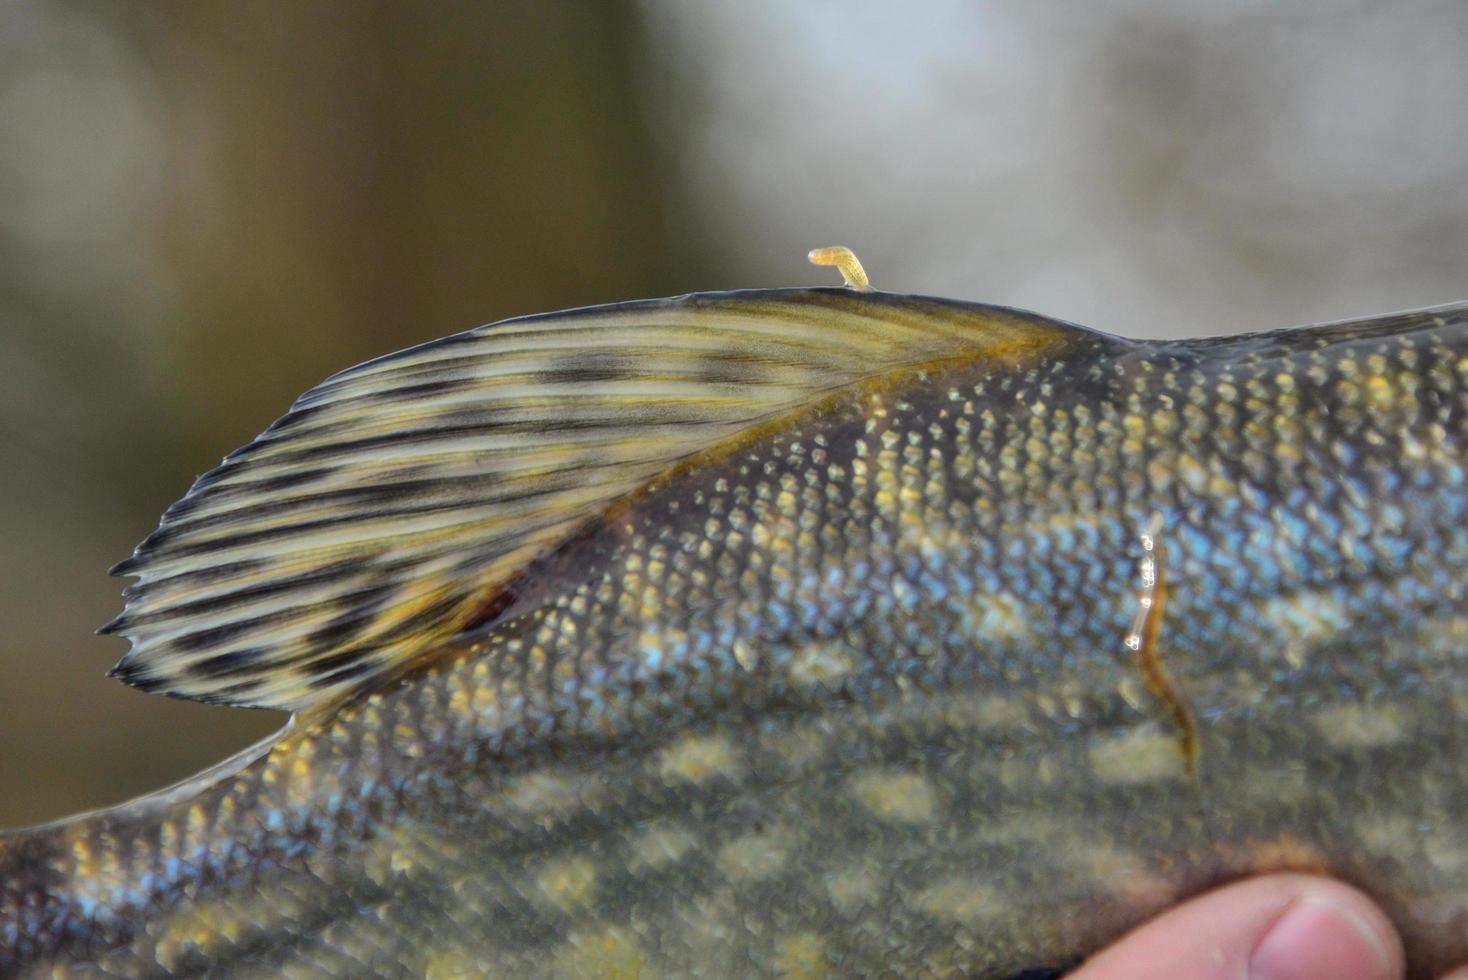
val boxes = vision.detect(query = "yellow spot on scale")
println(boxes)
[185,803,208,851]
[364,832,449,884]
[504,768,598,820]
[971,592,1031,642]
[733,638,758,672]
[944,692,1032,732]
[788,641,855,689]
[1311,702,1409,750]
[1087,726,1187,785]
[447,683,471,718]
[69,834,126,912]
[1150,407,1179,436]
[471,679,497,717]
[914,878,1001,925]
[824,862,880,915]
[65,825,99,881]
[1174,452,1209,495]
[152,907,222,973]
[775,932,833,979]
[287,754,317,807]
[658,732,742,786]
[1365,374,1396,411]
[552,927,649,980]
[628,820,698,870]
[849,770,937,824]
[425,947,488,980]
[718,829,791,883]
[534,855,599,910]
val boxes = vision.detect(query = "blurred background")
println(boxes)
[2,0,1466,827]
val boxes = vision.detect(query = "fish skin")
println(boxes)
[5,292,1468,977]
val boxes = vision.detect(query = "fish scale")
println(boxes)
[5,280,1468,977]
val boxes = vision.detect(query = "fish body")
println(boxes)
[4,285,1468,977]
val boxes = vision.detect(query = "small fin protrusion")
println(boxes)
[808,246,872,291]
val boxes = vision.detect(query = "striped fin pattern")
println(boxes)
[103,288,1088,711]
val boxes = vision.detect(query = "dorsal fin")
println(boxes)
[102,287,1095,711]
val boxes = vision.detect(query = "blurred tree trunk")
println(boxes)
[157,0,680,455]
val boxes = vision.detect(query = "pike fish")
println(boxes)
[5,248,1468,978]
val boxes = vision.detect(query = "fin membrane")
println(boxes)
[104,288,1090,710]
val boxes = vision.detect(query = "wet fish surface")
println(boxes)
[4,268,1468,977]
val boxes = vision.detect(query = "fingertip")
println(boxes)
[1249,882,1401,980]
[1071,874,1404,980]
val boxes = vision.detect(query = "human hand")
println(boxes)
[1071,874,1468,980]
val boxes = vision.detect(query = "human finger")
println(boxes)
[1069,873,1403,980]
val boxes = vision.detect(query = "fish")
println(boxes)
[4,246,1468,978]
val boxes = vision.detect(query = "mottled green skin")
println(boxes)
[6,298,1468,977]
